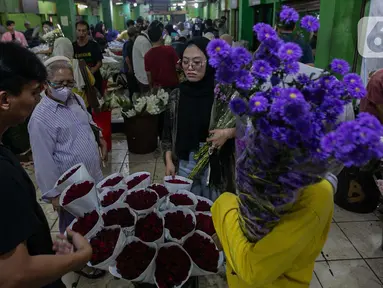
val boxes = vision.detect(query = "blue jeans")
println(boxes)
[178,147,218,201]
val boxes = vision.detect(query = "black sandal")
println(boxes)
[75,268,106,279]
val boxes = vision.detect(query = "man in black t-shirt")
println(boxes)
[0,42,92,288]
[73,20,104,95]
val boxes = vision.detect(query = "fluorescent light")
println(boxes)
[194,3,198,8]
[172,3,177,6]
[180,5,184,8]
[77,4,88,9]
[133,3,137,6]
[182,1,186,5]
[116,2,123,5]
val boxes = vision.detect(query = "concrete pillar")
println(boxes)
[55,0,76,41]
[101,0,113,31]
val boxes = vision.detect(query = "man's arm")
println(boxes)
[125,56,133,73]
[90,61,102,74]
[0,237,91,288]
[19,32,28,48]
[146,72,152,88]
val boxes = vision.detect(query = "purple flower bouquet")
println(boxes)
[207,5,383,243]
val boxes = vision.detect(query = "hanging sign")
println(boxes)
[230,0,238,9]
[249,0,261,6]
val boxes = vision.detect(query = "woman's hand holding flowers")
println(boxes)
[207,128,235,149]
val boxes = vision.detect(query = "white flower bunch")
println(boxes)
[157,89,169,106]
[134,97,147,113]
[146,95,161,115]
[124,109,137,118]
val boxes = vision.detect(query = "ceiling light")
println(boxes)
[116,2,123,5]
[133,3,137,6]
[182,1,186,5]
[194,3,198,8]
[77,4,88,9]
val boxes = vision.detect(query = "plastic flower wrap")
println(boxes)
[41,26,64,47]
[207,5,383,243]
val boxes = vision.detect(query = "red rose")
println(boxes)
[124,189,157,210]
[196,199,212,212]
[102,207,135,228]
[155,245,191,288]
[90,228,120,265]
[116,241,156,280]
[57,166,80,185]
[147,184,169,199]
[164,211,194,240]
[169,194,193,206]
[72,210,99,236]
[62,181,94,205]
[101,175,123,188]
[183,233,219,273]
[166,179,189,184]
[101,189,125,207]
[196,213,215,236]
[135,212,163,242]
[126,174,149,190]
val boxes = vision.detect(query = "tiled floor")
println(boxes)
[22,133,383,288]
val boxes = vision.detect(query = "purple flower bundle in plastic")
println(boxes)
[207,6,383,243]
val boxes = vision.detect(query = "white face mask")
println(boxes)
[50,86,73,102]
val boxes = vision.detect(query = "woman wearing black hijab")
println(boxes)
[162,37,236,200]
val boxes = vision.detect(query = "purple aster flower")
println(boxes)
[320,97,345,123]
[320,75,338,90]
[347,82,367,99]
[296,74,311,85]
[270,87,282,98]
[278,42,302,62]
[215,66,236,84]
[236,70,255,90]
[284,61,300,74]
[253,23,278,42]
[300,15,320,32]
[343,73,363,86]
[230,97,248,115]
[207,39,231,59]
[279,6,299,24]
[330,59,350,75]
[252,60,272,79]
[232,47,252,66]
[249,94,269,114]
[282,87,305,100]
[270,75,281,86]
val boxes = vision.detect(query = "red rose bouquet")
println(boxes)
[147,184,169,199]
[71,210,101,238]
[124,189,158,214]
[54,163,92,195]
[195,212,215,236]
[135,211,164,243]
[112,238,157,282]
[89,226,125,269]
[102,206,136,228]
[164,175,193,193]
[166,190,197,211]
[57,165,80,186]
[125,172,151,190]
[195,196,213,212]
[155,243,192,288]
[183,231,222,275]
[60,180,99,217]
[97,173,124,190]
[164,208,196,244]
[100,188,125,207]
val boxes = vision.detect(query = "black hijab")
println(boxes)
[176,37,215,160]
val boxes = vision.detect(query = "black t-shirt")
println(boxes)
[73,40,104,93]
[123,39,134,74]
[0,145,64,288]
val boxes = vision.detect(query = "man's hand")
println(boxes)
[51,196,61,212]
[52,234,74,255]
[100,138,108,162]
[165,161,176,178]
[207,128,234,149]
[66,229,92,268]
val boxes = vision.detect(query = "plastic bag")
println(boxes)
[109,236,158,284]
[163,176,193,193]
[162,207,196,245]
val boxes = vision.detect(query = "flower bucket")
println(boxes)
[123,114,158,154]
[109,236,158,284]
[163,176,193,193]
[135,210,165,244]
[96,173,124,192]
[88,225,126,270]
[162,207,196,245]
[92,110,112,151]
[154,242,193,288]
[195,211,215,236]
[183,230,224,276]
[59,180,99,218]
[122,188,158,216]
[99,187,127,207]
[124,172,151,191]
[101,202,136,236]
[68,210,103,240]
[195,195,213,212]
[54,163,93,195]
[165,190,198,211]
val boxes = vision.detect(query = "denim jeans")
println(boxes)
[178,146,218,201]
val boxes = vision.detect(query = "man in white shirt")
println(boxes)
[132,29,152,92]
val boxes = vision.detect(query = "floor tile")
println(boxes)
[111,139,128,150]
[62,272,80,288]
[153,162,166,181]
[366,258,383,282]
[111,133,126,140]
[77,273,134,287]
[109,150,128,164]
[199,275,228,288]
[127,162,156,176]
[333,205,379,223]
[51,219,59,232]
[321,223,360,260]
[338,221,383,258]
[315,260,382,288]
[310,272,322,288]
[102,162,123,176]
[120,162,130,176]
[127,152,158,163]
[40,203,58,229]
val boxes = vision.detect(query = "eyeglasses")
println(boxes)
[181,59,207,70]
[47,80,76,90]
